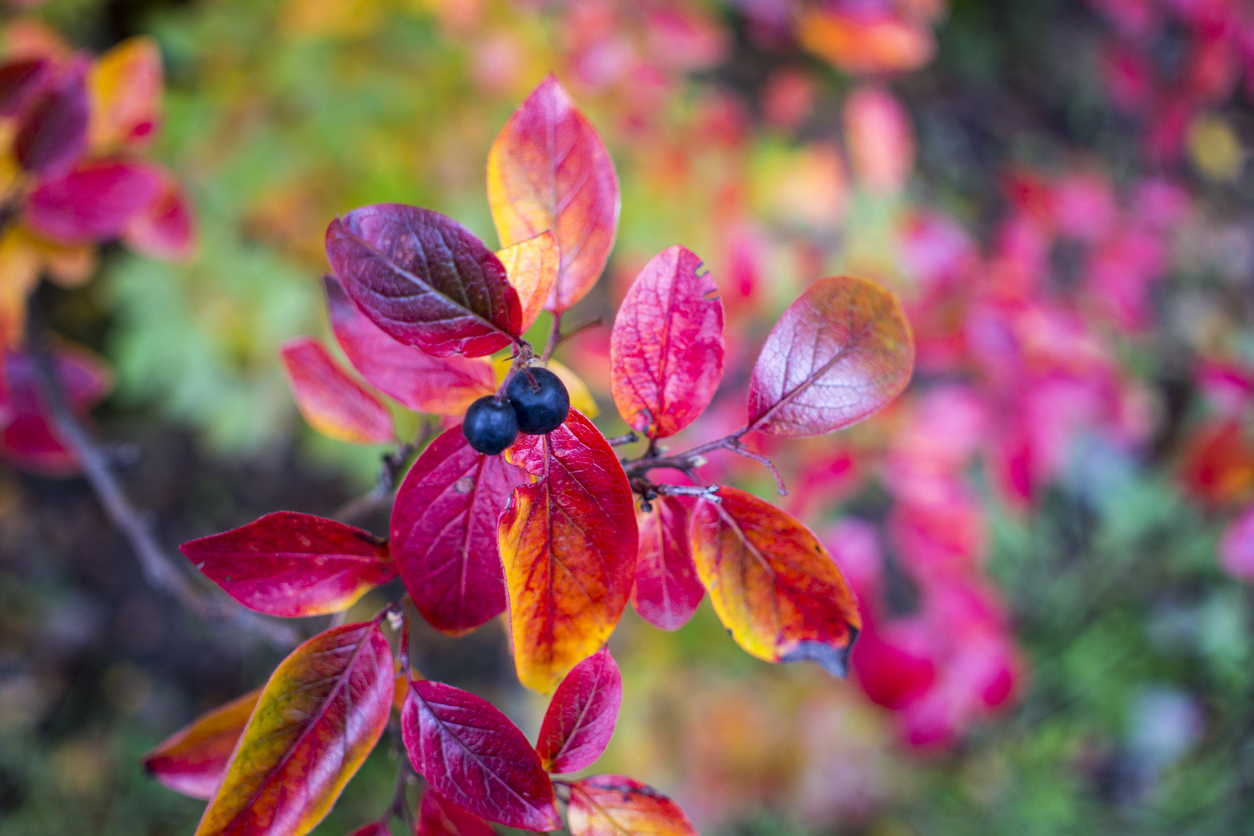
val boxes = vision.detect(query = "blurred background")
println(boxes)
[2,0,1254,834]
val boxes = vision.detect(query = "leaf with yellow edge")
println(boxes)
[194,621,393,836]
[497,230,558,331]
[499,410,636,692]
[690,487,861,677]
[567,775,697,836]
[143,688,260,800]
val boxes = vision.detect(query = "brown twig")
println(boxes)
[605,431,640,448]
[622,427,789,495]
[25,303,300,649]
[332,421,431,525]
[540,312,563,363]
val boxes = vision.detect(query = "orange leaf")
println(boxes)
[281,337,394,445]
[689,487,861,676]
[88,35,162,151]
[567,775,697,836]
[194,622,394,836]
[487,76,620,314]
[798,10,935,75]
[143,688,261,800]
[497,230,559,331]
[499,410,637,692]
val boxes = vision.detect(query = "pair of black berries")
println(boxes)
[463,366,571,455]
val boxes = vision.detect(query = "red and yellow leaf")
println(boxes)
[567,775,697,836]
[142,688,261,800]
[499,410,637,692]
[326,204,522,357]
[610,245,724,439]
[180,511,396,618]
[280,337,394,445]
[88,35,162,151]
[497,230,559,331]
[417,789,496,836]
[631,497,704,632]
[194,621,394,836]
[390,426,527,635]
[689,487,862,677]
[536,647,621,774]
[324,276,494,416]
[747,276,913,437]
[487,75,620,314]
[401,679,560,831]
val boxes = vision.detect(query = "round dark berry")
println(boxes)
[506,367,570,435]
[463,396,519,455]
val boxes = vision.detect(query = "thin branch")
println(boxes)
[25,305,300,649]
[605,431,639,448]
[332,422,429,526]
[655,483,721,501]
[622,428,788,495]
[540,312,563,364]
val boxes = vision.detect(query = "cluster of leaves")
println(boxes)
[0,22,194,473]
[141,75,915,835]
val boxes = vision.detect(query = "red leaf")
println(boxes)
[180,512,396,618]
[14,58,89,178]
[123,173,197,262]
[417,789,496,836]
[195,622,394,836]
[499,410,638,692]
[536,647,621,774]
[0,57,52,117]
[0,344,111,476]
[631,497,704,631]
[142,688,261,800]
[324,276,495,416]
[567,775,697,836]
[487,75,620,314]
[747,276,914,437]
[401,679,560,831]
[610,246,724,439]
[390,426,527,635]
[280,337,394,445]
[25,160,165,243]
[326,204,522,358]
[689,487,862,677]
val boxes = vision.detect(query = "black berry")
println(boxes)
[506,367,570,435]
[463,396,518,455]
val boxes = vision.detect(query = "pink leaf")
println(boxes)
[417,790,496,836]
[25,160,165,243]
[280,337,394,445]
[1220,504,1254,581]
[631,497,704,631]
[401,679,560,831]
[14,58,89,178]
[122,173,197,262]
[536,647,622,774]
[610,245,724,439]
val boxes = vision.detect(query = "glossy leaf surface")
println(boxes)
[324,276,494,416]
[690,487,862,677]
[280,338,394,445]
[326,204,522,357]
[487,76,620,314]
[567,775,697,836]
[25,160,163,243]
[417,790,496,836]
[536,647,621,774]
[748,276,913,437]
[142,689,261,800]
[631,497,704,631]
[497,230,559,331]
[401,679,560,831]
[390,426,527,635]
[499,410,637,692]
[180,512,395,618]
[610,245,724,438]
[195,622,393,836]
